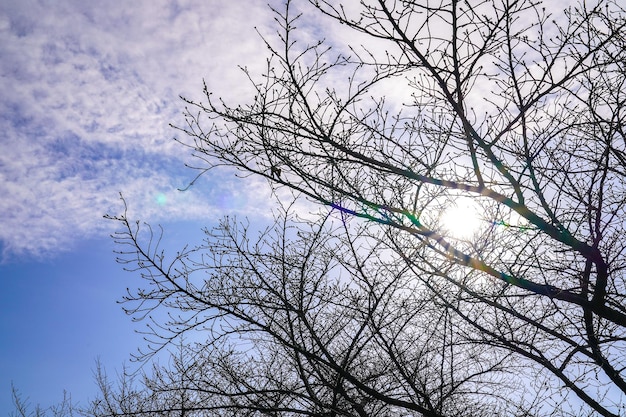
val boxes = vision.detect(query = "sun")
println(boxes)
[440,196,482,239]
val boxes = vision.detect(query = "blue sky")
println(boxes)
[0,0,284,412]
[0,0,609,414]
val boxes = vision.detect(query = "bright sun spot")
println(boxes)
[441,197,482,239]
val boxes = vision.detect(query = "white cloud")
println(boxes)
[0,0,279,259]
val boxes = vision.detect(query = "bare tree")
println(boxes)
[103,0,626,416]
[10,385,76,417]
[104,197,529,416]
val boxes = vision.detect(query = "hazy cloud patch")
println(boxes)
[0,0,278,260]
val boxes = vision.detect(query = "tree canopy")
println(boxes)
[78,0,626,416]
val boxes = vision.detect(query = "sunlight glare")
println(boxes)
[441,197,481,239]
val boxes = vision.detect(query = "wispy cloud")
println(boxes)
[0,0,277,259]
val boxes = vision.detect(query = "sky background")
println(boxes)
[0,0,290,412]
[0,0,582,413]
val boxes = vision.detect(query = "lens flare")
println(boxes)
[155,193,167,206]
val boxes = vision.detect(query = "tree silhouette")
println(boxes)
[10,385,75,417]
[103,0,626,416]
